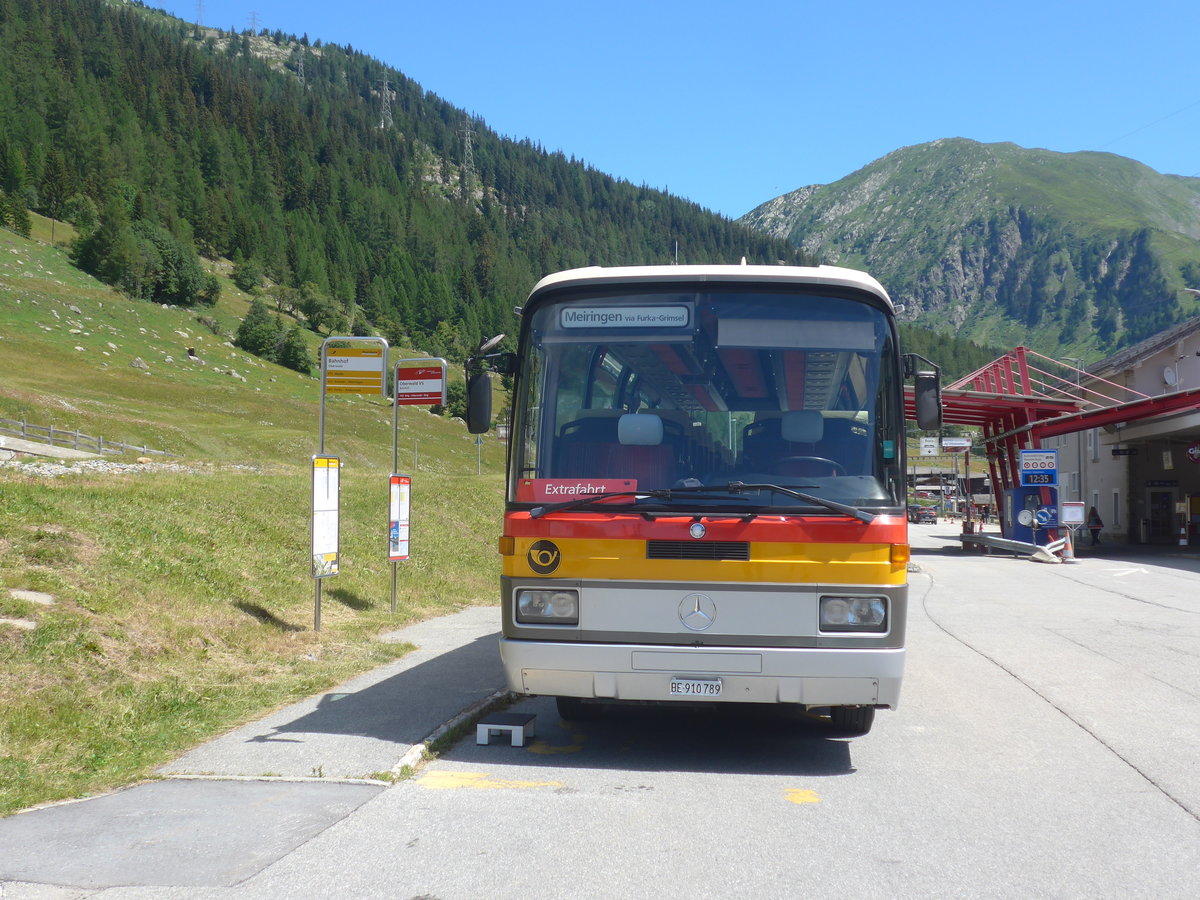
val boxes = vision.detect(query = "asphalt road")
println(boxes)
[3,525,1199,898]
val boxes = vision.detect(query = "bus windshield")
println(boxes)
[509,285,905,513]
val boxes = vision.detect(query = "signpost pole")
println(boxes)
[313,337,388,632]
[387,359,447,614]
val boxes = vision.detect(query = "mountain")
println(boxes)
[740,139,1200,358]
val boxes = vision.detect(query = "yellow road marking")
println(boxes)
[785,788,821,804]
[527,729,587,755]
[417,771,561,791]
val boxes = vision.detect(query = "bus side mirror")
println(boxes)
[466,371,492,434]
[914,370,942,431]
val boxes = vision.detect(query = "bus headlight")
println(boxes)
[819,596,887,633]
[516,589,579,625]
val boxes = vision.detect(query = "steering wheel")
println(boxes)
[773,456,846,476]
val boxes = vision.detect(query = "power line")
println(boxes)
[379,76,393,130]
[1096,97,1200,152]
[460,120,476,199]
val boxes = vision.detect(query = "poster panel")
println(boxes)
[312,456,340,577]
[388,474,411,561]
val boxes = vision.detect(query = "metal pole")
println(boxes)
[318,339,330,454]
[315,345,327,632]
[965,448,972,528]
[392,362,399,616]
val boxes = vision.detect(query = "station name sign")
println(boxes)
[323,343,386,396]
[394,362,447,406]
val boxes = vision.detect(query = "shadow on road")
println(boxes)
[243,630,504,747]
[442,699,858,778]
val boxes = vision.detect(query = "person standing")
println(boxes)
[1087,506,1103,545]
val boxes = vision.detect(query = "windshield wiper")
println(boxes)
[663,482,876,523]
[527,482,875,523]
[529,490,655,519]
[528,488,751,519]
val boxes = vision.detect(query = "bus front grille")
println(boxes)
[646,541,750,561]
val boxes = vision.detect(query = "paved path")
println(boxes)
[0,434,100,460]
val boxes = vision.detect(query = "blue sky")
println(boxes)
[161,0,1200,218]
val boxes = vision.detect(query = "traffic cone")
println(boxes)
[1180,524,1189,547]
[1063,527,1077,563]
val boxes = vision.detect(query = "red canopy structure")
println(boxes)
[905,346,1200,529]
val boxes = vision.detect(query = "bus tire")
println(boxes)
[556,695,602,721]
[829,705,875,736]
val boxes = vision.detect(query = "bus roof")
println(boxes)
[526,264,894,312]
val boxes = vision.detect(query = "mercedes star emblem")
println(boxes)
[679,593,717,631]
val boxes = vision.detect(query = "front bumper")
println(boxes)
[500,638,905,708]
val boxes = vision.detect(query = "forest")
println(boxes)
[0,0,997,375]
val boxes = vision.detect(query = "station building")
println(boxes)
[1053,316,1200,544]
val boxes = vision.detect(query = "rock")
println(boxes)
[9,589,54,605]
[136,457,153,463]
[130,357,148,369]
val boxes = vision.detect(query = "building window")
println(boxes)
[1069,471,1080,498]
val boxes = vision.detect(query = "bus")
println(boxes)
[467,263,940,735]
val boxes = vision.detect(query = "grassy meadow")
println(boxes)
[0,223,507,815]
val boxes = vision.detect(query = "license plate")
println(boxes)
[669,677,722,697]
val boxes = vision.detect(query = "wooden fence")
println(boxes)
[0,417,177,457]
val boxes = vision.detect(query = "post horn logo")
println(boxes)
[527,540,561,575]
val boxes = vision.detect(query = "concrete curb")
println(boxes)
[392,689,512,776]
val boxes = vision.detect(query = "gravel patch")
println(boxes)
[0,459,260,478]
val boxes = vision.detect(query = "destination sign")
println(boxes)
[561,306,690,329]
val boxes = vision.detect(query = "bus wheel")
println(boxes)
[556,696,602,721]
[828,706,875,736]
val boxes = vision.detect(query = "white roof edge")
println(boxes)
[526,264,893,310]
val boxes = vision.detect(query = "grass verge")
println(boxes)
[0,465,503,815]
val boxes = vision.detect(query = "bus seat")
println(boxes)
[554,415,620,477]
[742,411,823,471]
[618,413,664,446]
[615,414,676,488]
[781,410,823,443]
[554,413,680,487]
[816,416,870,475]
[775,411,840,476]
